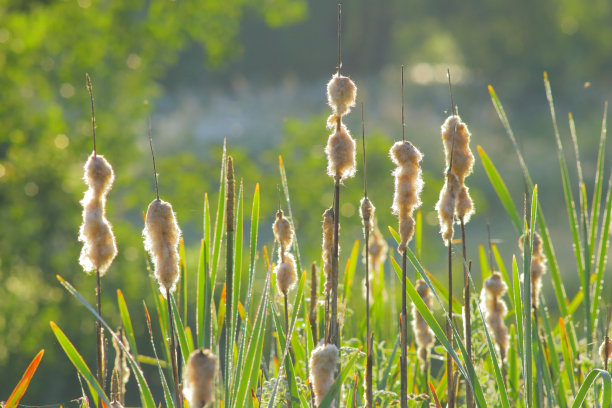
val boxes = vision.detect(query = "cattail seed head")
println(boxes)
[368,220,388,271]
[435,172,459,243]
[390,141,424,252]
[322,208,335,292]
[360,197,374,233]
[143,199,182,296]
[273,210,294,250]
[327,73,357,117]
[183,348,217,408]
[518,231,546,308]
[78,153,118,275]
[441,115,474,182]
[325,121,357,182]
[481,272,509,361]
[275,252,297,295]
[309,343,339,407]
[599,336,612,365]
[412,280,435,369]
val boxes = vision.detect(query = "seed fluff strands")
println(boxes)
[183,348,217,408]
[480,272,509,362]
[412,280,435,370]
[309,343,339,407]
[518,231,547,309]
[273,208,297,296]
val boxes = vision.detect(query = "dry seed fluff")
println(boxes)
[481,272,509,361]
[309,343,339,407]
[322,208,335,292]
[78,153,118,275]
[326,73,357,117]
[273,209,294,250]
[599,337,612,365]
[519,231,547,308]
[325,119,357,182]
[390,141,424,252]
[275,252,297,295]
[143,199,182,296]
[360,197,374,233]
[183,348,216,408]
[412,280,435,369]
[368,219,388,272]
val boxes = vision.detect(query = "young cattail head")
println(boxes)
[183,348,217,408]
[441,115,474,182]
[273,209,294,250]
[325,120,357,182]
[327,73,357,117]
[360,197,374,233]
[275,252,297,295]
[412,280,435,369]
[309,343,339,407]
[599,336,612,366]
[322,208,335,292]
[390,141,424,252]
[518,231,547,308]
[78,153,118,275]
[481,272,509,360]
[143,199,182,296]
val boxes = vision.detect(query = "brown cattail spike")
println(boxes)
[599,336,612,368]
[183,348,217,408]
[143,199,182,296]
[309,343,339,407]
[79,153,118,275]
[481,272,509,362]
[360,197,374,234]
[390,141,424,252]
[412,280,435,369]
[518,231,547,308]
[322,208,335,293]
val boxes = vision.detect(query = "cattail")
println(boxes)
[309,343,339,407]
[78,153,118,275]
[275,252,297,295]
[368,219,388,271]
[322,208,335,292]
[518,231,547,308]
[327,73,357,117]
[360,197,374,233]
[325,119,357,182]
[599,336,612,366]
[412,280,435,369]
[481,272,509,361]
[183,348,217,408]
[111,330,130,403]
[273,209,294,250]
[390,141,424,252]
[143,199,182,296]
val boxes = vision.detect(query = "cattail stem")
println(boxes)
[331,177,341,406]
[447,240,454,408]
[310,262,318,345]
[365,220,373,408]
[461,218,473,408]
[95,267,103,405]
[400,251,408,408]
[167,288,182,408]
[85,73,96,156]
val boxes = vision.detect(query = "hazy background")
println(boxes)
[1,0,611,403]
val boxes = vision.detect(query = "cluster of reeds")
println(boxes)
[39,13,612,408]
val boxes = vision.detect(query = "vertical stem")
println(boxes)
[331,178,341,405]
[447,241,454,408]
[167,289,182,408]
[401,251,408,408]
[95,268,103,406]
[365,226,373,408]
[310,262,318,345]
[225,157,235,404]
[461,218,473,408]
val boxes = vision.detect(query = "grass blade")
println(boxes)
[5,350,44,408]
[571,369,611,407]
[592,173,612,332]
[144,302,175,408]
[117,289,139,358]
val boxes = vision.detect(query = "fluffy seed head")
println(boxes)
[309,343,339,407]
[273,210,294,250]
[390,141,424,252]
[599,337,612,365]
[183,348,216,408]
[441,115,474,182]
[481,272,509,360]
[275,252,297,295]
[78,153,117,275]
[327,73,357,117]
[360,197,374,233]
[143,199,182,296]
[367,221,388,271]
[322,208,335,292]
[412,280,435,369]
[325,121,357,182]
[518,231,547,308]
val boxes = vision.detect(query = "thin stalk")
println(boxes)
[331,178,341,405]
[167,288,181,408]
[310,262,318,345]
[401,251,408,408]
[447,240,454,408]
[85,73,96,156]
[95,268,103,406]
[461,218,473,408]
[225,157,235,404]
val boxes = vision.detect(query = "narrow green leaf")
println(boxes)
[592,172,612,332]
[117,289,139,358]
[571,369,611,408]
[342,240,360,304]
[143,302,175,408]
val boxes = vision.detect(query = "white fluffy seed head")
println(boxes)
[360,197,375,233]
[481,272,509,360]
[273,210,294,250]
[412,280,435,369]
[143,199,182,296]
[367,221,388,271]
[275,252,297,295]
[183,348,216,408]
[309,343,339,407]
[441,115,474,182]
[390,141,424,252]
[325,121,357,182]
[327,73,357,117]
[78,153,117,275]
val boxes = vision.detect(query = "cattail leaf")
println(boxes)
[591,172,612,333]
[478,244,490,283]
[198,195,211,348]
[211,141,227,290]
[56,276,157,408]
[571,369,612,407]
[492,244,514,311]
[476,146,521,232]
[5,349,44,408]
[143,302,175,408]
[50,322,109,407]
[316,349,363,408]
[117,290,139,358]
[558,317,577,394]
[169,294,192,366]
[539,298,570,406]
[415,210,423,259]
[342,239,360,304]
[179,238,188,322]
[588,103,607,262]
